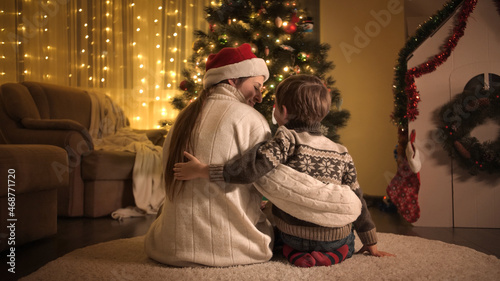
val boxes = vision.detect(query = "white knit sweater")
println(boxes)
[144,84,275,267]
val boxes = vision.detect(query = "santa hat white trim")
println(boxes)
[203,57,269,89]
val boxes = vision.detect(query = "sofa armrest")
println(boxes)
[7,128,93,156]
[21,118,93,150]
[132,129,167,146]
[0,144,68,196]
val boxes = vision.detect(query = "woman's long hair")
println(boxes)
[164,78,249,201]
[164,88,213,201]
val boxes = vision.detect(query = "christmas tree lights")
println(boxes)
[173,0,350,142]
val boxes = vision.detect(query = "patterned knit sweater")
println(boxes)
[210,120,377,246]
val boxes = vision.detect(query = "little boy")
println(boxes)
[174,74,394,267]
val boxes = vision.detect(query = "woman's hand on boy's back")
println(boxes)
[173,151,210,180]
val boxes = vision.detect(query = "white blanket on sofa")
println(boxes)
[88,91,164,218]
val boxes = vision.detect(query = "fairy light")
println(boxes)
[0,2,204,129]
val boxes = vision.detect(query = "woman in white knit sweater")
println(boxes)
[145,44,312,267]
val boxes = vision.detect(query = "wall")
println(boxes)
[320,0,405,196]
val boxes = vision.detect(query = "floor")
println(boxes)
[3,203,500,280]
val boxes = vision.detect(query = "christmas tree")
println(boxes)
[172,0,349,142]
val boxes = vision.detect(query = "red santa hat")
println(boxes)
[203,43,269,89]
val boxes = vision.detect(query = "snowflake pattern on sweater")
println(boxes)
[211,121,376,245]
[256,124,360,191]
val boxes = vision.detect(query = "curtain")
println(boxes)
[0,0,208,129]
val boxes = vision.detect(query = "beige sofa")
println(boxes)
[0,82,166,217]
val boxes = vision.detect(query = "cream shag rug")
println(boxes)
[21,233,500,281]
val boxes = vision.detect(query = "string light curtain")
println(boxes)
[0,0,209,129]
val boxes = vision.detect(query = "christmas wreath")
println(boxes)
[437,74,500,175]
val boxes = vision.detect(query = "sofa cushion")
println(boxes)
[0,83,41,121]
[81,150,136,180]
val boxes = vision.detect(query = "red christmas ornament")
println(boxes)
[179,80,188,91]
[284,23,297,34]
